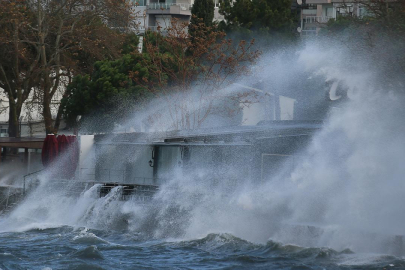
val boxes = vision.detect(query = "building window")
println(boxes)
[358,6,368,18]
[326,7,334,18]
[336,5,353,17]
[135,0,146,6]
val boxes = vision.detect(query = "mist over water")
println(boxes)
[1,38,405,269]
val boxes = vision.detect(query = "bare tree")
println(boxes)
[0,0,136,136]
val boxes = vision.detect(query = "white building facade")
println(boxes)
[132,0,223,34]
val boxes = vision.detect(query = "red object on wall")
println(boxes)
[57,135,69,155]
[41,134,59,167]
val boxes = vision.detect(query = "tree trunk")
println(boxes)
[8,103,20,138]
[53,102,64,134]
[43,91,54,134]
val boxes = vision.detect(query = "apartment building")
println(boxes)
[299,0,368,36]
[132,0,223,34]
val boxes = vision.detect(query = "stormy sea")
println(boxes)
[0,227,404,270]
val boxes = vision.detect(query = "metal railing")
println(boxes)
[301,30,317,37]
[98,182,159,201]
[0,187,19,212]
[303,16,333,24]
[23,169,44,195]
[172,3,192,10]
[22,167,160,185]
[19,168,162,203]
[79,167,161,185]
[0,187,25,214]
[147,3,192,10]
[147,3,171,9]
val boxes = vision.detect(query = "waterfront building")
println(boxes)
[91,120,321,187]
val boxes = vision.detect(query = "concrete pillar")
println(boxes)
[25,148,29,173]
[317,4,323,17]
[2,147,7,163]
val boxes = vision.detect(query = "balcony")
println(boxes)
[305,0,331,3]
[299,16,332,37]
[146,24,190,36]
[301,29,317,37]
[147,3,192,16]
[147,2,171,9]
[303,16,333,24]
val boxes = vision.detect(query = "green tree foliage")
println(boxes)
[122,33,140,55]
[63,19,259,132]
[142,31,170,54]
[219,0,293,31]
[62,53,153,132]
[218,0,297,48]
[62,31,173,132]
[189,0,215,37]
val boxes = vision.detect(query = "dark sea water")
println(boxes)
[0,226,404,270]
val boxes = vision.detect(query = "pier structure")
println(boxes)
[0,137,44,168]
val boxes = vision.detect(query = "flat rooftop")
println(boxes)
[94,120,323,145]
